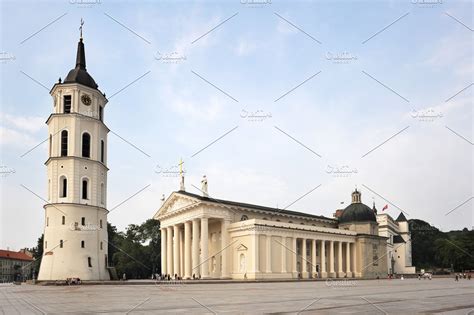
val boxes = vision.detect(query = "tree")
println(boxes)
[410,219,473,272]
[107,220,161,279]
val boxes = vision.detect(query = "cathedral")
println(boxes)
[38,25,110,281]
[154,177,416,280]
[37,26,415,281]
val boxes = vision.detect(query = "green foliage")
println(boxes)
[107,219,161,279]
[26,234,44,277]
[410,219,473,271]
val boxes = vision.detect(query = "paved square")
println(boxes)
[1,278,473,314]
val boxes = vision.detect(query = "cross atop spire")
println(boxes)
[80,18,84,40]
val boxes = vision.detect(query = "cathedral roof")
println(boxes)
[339,203,377,224]
[396,212,408,222]
[175,191,335,222]
[63,38,98,89]
[339,190,377,224]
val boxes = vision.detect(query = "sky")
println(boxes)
[0,0,472,250]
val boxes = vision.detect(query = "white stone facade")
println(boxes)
[154,190,389,280]
[38,40,110,280]
[377,213,416,274]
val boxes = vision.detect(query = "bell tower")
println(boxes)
[38,22,110,281]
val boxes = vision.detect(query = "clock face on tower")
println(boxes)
[81,94,92,105]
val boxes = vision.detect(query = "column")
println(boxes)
[254,234,260,274]
[346,242,352,277]
[192,219,199,277]
[320,240,327,278]
[179,229,184,276]
[351,242,358,278]
[221,219,230,278]
[337,241,344,277]
[265,235,272,273]
[301,238,307,278]
[281,237,287,274]
[292,237,297,276]
[312,239,317,277]
[201,217,209,278]
[161,228,167,275]
[184,221,191,279]
[173,225,180,278]
[329,240,335,277]
[167,226,173,276]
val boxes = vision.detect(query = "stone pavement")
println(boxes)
[0,278,473,314]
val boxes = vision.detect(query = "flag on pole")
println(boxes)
[382,204,388,211]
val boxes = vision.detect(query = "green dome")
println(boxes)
[339,202,376,224]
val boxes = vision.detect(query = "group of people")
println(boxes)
[151,273,202,281]
[455,273,471,281]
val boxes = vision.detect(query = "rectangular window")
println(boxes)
[100,242,103,250]
[63,95,71,113]
[62,216,65,225]
[81,240,85,248]
[46,217,49,226]
[88,257,92,267]
[100,219,103,229]
[100,140,104,163]
[81,217,85,225]
[99,106,103,122]
[60,240,63,248]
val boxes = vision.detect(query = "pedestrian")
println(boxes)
[455,274,458,281]
[122,273,126,281]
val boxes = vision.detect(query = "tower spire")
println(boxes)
[76,19,86,70]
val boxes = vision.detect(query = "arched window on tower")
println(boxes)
[82,133,91,158]
[49,134,52,156]
[61,130,68,156]
[82,178,89,200]
[100,140,104,163]
[60,176,67,198]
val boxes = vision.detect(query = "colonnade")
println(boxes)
[261,235,356,278]
[161,217,230,279]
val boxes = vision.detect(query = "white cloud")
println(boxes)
[0,126,37,147]
[0,112,44,133]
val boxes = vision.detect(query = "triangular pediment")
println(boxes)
[154,192,200,219]
[237,244,248,251]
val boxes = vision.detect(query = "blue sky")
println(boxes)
[1,0,472,250]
